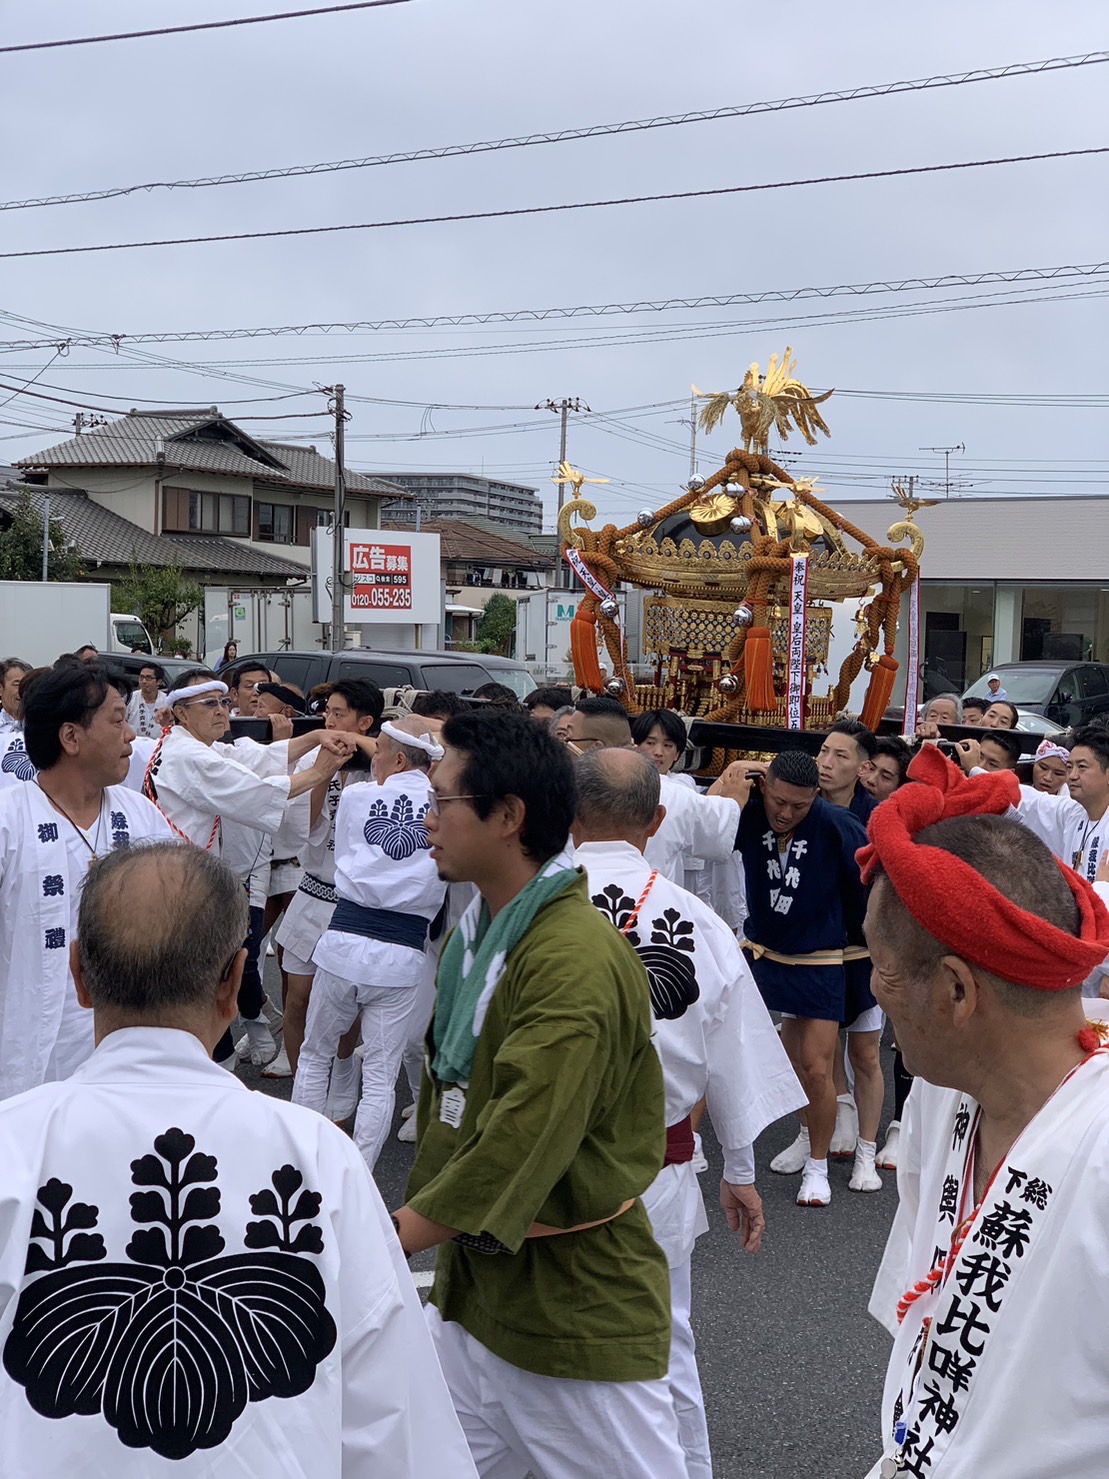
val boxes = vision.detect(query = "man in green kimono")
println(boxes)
[394,710,684,1479]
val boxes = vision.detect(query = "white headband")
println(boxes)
[380,720,444,760]
[173,680,229,703]
[1035,739,1070,763]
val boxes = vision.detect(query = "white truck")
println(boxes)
[0,581,152,667]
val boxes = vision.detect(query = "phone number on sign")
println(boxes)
[350,585,412,610]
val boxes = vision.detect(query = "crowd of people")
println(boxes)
[0,651,1105,1475]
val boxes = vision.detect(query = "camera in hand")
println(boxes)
[936,739,960,761]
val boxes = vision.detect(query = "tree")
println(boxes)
[116,557,204,652]
[0,490,84,582]
[474,592,518,656]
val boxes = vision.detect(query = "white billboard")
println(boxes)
[311,528,441,625]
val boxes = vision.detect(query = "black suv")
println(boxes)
[963,661,1109,729]
[236,649,536,699]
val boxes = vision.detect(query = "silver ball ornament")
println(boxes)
[687,474,706,493]
[733,604,754,627]
[718,673,739,694]
[729,515,752,534]
[725,481,743,496]
[604,677,626,696]
[636,509,654,528]
[599,597,619,620]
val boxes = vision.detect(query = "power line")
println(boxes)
[3,146,1104,262]
[0,379,332,421]
[5,49,1104,212]
[2,259,1102,350]
[26,276,1098,375]
[0,373,541,415]
[0,350,65,413]
[0,0,409,55]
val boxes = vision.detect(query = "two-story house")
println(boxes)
[11,407,407,653]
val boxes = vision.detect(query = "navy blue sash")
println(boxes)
[329,899,428,951]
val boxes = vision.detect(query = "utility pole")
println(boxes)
[669,392,698,479]
[326,384,349,648]
[919,442,965,499]
[537,397,589,508]
[41,495,50,580]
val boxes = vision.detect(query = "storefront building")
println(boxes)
[839,496,1109,694]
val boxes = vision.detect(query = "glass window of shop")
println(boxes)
[920,583,996,695]
[1020,585,1109,664]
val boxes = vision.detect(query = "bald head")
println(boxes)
[573,748,663,847]
[76,844,248,1021]
[390,714,440,744]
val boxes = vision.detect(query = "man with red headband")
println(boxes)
[862,746,1109,1478]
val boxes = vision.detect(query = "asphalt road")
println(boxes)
[247,967,897,1479]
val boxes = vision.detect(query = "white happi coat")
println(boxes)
[123,734,157,794]
[0,783,171,1100]
[142,726,293,863]
[1011,783,1108,880]
[313,767,445,988]
[0,1027,478,1478]
[866,1053,1109,1478]
[575,840,805,1265]
[0,709,20,736]
[645,776,741,885]
[276,757,369,966]
[126,688,168,740]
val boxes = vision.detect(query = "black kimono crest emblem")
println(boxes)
[3,1128,337,1461]
[363,792,431,860]
[592,885,699,1019]
[1,738,35,783]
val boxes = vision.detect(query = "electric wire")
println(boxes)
[0,0,409,55]
[3,146,1104,261]
[5,49,1104,212]
[70,278,1099,375]
[3,260,1103,351]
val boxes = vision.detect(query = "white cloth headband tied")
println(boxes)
[1035,739,1070,763]
[380,720,444,760]
[172,680,229,702]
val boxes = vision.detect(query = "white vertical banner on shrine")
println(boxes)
[904,578,921,720]
[786,554,808,730]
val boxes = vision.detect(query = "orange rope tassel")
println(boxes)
[743,627,776,712]
[860,654,899,731]
[570,610,605,693]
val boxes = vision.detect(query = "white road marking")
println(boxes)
[411,1269,435,1289]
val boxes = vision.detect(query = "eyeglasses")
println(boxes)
[183,697,232,712]
[564,736,606,756]
[426,792,487,815]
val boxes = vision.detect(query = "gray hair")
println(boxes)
[575,748,661,832]
[77,843,248,1015]
[923,694,963,723]
[548,705,574,734]
[391,737,431,772]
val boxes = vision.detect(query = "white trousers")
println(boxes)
[669,1257,710,1479]
[401,951,438,1101]
[426,1305,688,1479]
[292,964,423,1170]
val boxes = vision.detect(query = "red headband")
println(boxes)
[857,745,1109,991]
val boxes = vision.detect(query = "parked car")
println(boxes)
[103,654,201,687]
[962,662,1109,729]
[235,649,536,700]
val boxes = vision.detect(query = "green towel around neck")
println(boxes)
[432,857,579,1085]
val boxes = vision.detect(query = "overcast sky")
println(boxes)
[2,0,1106,532]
